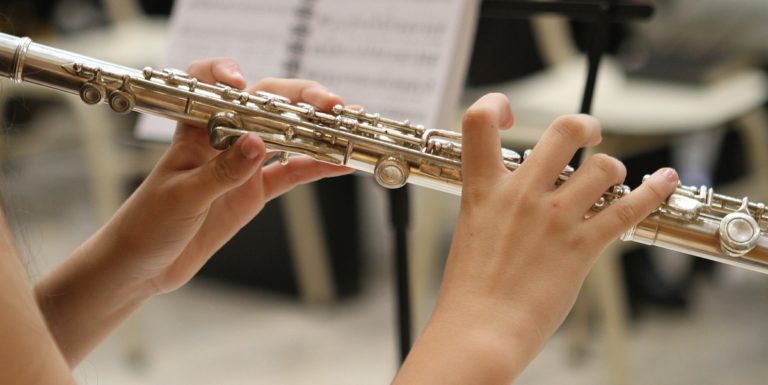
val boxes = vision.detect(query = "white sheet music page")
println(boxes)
[136,0,478,141]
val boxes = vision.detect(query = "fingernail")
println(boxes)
[653,167,678,183]
[231,69,245,81]
[240,135,260,160]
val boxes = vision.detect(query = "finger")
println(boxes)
[249,77,342,112]
[261,157,354,202]
[164,157,354,284]
[180,133,266,207]
[161,167,267,290]
[555,153,626,216]
[196,157,352,229]
[460,93,514,184]
[590,167,679,243]
[160,58,248,170]
[156,123,218,171]
[186,57,247,89]
[519,114,602,191]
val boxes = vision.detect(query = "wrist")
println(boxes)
[34,238,157,366]
[36,232,158,324]
[432,291,548,351]
[75,232,161,299]
[395,301,545,385]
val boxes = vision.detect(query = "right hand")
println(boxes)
[394,93,679,385]
[443,92,678,341]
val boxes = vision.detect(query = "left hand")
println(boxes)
[89,57,353,294]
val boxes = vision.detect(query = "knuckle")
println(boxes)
[546,202,570,230]
[217,57,238,68]
[213,158,241,184]
[159,178,196,207]
[461,179,517,211]
[462,106,495,131]
[274,161,306,189]
[550,115,587,141]
[547,214,570,232]
[255,76,280,89]
[549,114,602,145]
[567,231,592,250]
[186,59,204,75]
[499,180,536,213]
[299,81,329,102]
[283,163,302,186]
[590,153,626,181]
[510,179,537,203]
[304,80,322,89]
[615,203,639,228]
[548,195,565,211]
[646,179,670,202]
[460,184,490,205]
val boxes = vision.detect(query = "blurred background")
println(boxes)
[1,0,768,384]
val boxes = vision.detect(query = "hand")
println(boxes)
[35,58,354,366]
[96,58,353,294]
[444,93,679,340]
[394,93,679,384]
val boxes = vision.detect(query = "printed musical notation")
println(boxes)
[161,0,301,81]
[297,0,475,126]
[136,0,477,140]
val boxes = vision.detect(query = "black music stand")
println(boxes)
[390,0,655,363]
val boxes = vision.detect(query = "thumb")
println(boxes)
[184,133,266,205]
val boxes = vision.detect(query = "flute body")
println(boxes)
[1,32,767,274]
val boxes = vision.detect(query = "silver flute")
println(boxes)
[1,32,767,274]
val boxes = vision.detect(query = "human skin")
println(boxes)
[392,94,679,385]
[0,58,678,384]
[32,58,353,368]
[0,204,77,385]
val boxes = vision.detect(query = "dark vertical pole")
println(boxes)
[580,0,615,115]
[573,0,615,166]
[389,186,412,362]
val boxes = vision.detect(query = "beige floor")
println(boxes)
[3,104,768,385]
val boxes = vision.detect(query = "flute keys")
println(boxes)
[79,83,105,105]
[374,156,409,189]
[207,111,244,150]
[719,198,761,257]
[108,90,135,114]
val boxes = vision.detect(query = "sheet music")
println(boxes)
[136,0,478,141]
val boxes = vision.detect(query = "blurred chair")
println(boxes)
[0,0,169,222]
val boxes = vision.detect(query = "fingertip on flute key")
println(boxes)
[647,167,679,184]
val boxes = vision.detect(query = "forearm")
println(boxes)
[392,297,546,385]
[34,230,155,367]
[1,286,76,385]
[0,219,75,384]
